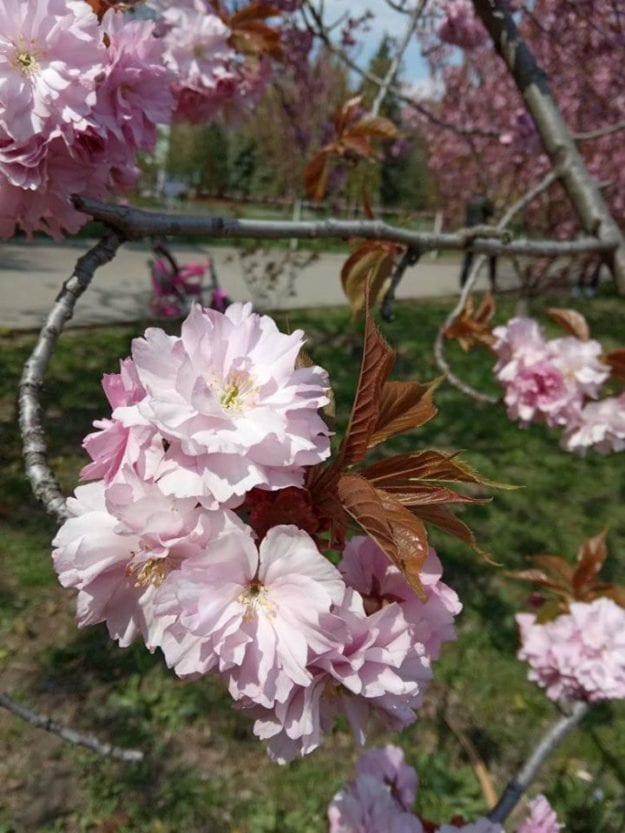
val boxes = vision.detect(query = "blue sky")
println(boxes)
[320,0,430,84]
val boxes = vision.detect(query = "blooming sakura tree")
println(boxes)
[2,0,625,829]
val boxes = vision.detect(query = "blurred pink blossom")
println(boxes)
[437,0,487,50]
[562,394,625,454]
[517,597,625,702]
[516,795,563,833]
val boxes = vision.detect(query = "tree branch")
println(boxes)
[370,1,427,116]
[18,231,125,520]
[471,0,625,294]
[73,197,614,258]
[574,120,625,142]
[433,169,559,404]
[0,690,144,763]
[302,0,499,139]
[488,701,589,824]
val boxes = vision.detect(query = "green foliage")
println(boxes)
[1,291,624,831]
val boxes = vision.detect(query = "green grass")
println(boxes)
[0,290,624,832]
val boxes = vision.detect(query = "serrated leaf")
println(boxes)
[337,472,396,561]
[545,307,590,341]
[362,450,516,490]
[304,150,331,202]
[411,504,495,563]
[341,243,395,317]
[507,568,571,593]
[573,529,608,593]
[375,489,428,597]
[368,377,441,447]
[445,293,496,351]
[382,485,489,506]
[340,307,395,466]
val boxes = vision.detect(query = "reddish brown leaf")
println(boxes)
[594,584,625,608]
[507,568,572,594]
[341,242,395,317]
[334,96,363,135]
[306,464,345,549]
[340,308,395,467]
[376,489,429,596]
[545,307,590,341]
[603,347,625,382]
[362,450,515,490]
[382,485,489,506]
[530,555,575,586]
[337,472,396,562]
[340,134,376,159]
[573,529,608,593]
[444,293,496,351]
[411,504,495,562]
[368,378,441,447]
[304,150,331,202]
[227,2,280,25]
[349,115,399,139]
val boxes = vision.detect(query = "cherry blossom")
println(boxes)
[516,795,563,833]
[562,394,625,454]
[517,597,625,702]
[126,303,331,503]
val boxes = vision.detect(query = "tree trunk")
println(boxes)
[472,0,625,294]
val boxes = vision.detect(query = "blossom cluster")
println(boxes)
[52,303,461,761]
[517,597,625,703]
[154,0,271,125]
[0,0,272,238]
[437,0,487,50]
[0,0,172,237]
[492,318,624,454]
[328,745,562,833]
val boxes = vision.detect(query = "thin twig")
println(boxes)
[302,0,499,140]
[370,1,427,116]
[18,231,125,520]
[488,701,589,824]
[434,169,559,404]
[574,120,625,141]
[0,691,144,763]
[72,197,614,258]
[381,246,421,322]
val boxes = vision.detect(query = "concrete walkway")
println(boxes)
[0,239,516,331]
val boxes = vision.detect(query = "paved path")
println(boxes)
[0,239,517,331]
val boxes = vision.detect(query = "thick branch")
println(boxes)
[472,0,625,294]
[0,691,144,762]
[18,231,125,520]
[488,701,589,824]
[73,197,614,258]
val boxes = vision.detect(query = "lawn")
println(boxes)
[1,290,624,833]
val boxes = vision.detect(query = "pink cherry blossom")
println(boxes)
[517,597,625,702]
[562,394,625,454]
[356,745,418,812]
[548,337,610,399]
[437,0,487,50]
[516,795,563,833]
[250,590,428,762]
[127,303,331,503]
[328,773,424,833]
[501,361,576,427]
[52,476,240,649]
[339,536,461,661]
[0,0,103,144]
[158,525,346,706]
[492,318,550,381]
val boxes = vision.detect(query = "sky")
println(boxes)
[318,0,431,85]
